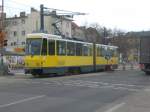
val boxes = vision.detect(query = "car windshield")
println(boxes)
[26,38,42,55]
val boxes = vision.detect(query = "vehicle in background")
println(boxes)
[139,36,150,74]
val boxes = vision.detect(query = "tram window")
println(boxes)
[57,40,66,55]
[107,48,113,57]
[97,46,100,56]
[83,45,88,56]
[41,38,47,55]
[114,49,118,57]
[110,49,113,57]
[101,47,106,57]
[76,43,82,56]
[26,38,42,55]
[48,40,55,55]
[67,42,75,56]
[99,47,103,56]
[89,45,93,56]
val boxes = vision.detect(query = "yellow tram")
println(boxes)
[24,33,118,76]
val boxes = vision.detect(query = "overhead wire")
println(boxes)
[5,0,86,15]
[4,0,86,18]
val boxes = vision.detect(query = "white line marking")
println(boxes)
[144,89,150,92]
[0,95,45,108]
[72,80,141,87]
[103,102,125,112]
[30,82,41,84]
[44,82,51,85]
[112,83,144,87]
[113,87,139,92]
[99,85,115,89]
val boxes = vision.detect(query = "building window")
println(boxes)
[22,31,25,36]
[11,42,13,46]
[66,32,69,37]
[21,19,25,24]
[22,42,25,45]
[14,31,17,37]
[14,42,16,45]
[5,31,7,35]
[66,22,69,28]
[13,21,17,25]
[5,21,11,27]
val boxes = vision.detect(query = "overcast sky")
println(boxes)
[4,0,150,31]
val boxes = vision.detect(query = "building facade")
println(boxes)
[71,22,86,41]
[4,8,72,53]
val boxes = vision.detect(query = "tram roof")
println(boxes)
[27,33,118,48]
[96,44,118,49]
[27,33,62,39]
[27,33,93,45]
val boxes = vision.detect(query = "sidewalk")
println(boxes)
[7,69,32,78]
[9,69,24,75]
[116,64,140,71]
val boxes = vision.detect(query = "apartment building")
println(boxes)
[4,8,72,53]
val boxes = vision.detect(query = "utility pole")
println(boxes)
[0,0,7,75]
[40,4,44,32]
[39,4,86,36]
[103,27,108,45]
[0,0,4,75]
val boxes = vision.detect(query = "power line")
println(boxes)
[45,7,87,15]
[5,1,87,16]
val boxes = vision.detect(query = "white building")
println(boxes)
[4,8,72,53]
[71,22,86,41]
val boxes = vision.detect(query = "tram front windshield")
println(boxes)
[26,38,42,55]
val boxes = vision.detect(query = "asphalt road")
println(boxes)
[0,70,150,112]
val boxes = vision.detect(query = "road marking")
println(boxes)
[113,87,139,92]
[112,83,138,87]
[0,95,45,108]
[22,79,143,91]
[99,85,115,89]
[67,80,141,88]
[44,82,52,85]
[144,88,150,92]
[31,82,41,84]
[103,102,125,112]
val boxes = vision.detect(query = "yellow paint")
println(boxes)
[25,55,118,68]
[24,56,43,68]
[96,57,108,65]
[25,55,93,68]
[108,57,119,65]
